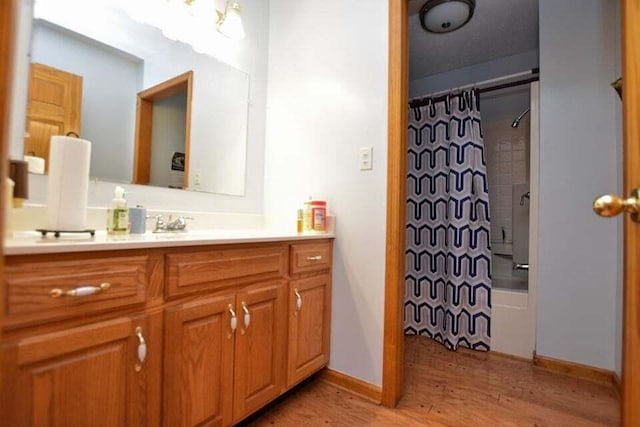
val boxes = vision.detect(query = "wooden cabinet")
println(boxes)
[165,246,287,299]
[2,239,333,427]
[233,280,286,422]
[5,255,150,329]
[287,274,332,387]
[290,242,332,275]
[1,314,154,426]
[164,294,236,427]
[164,280,288,426]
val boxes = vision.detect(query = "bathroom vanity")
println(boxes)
[1,232,333,426]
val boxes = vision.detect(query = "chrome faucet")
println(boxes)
[513,263,529,271]
[150,215,193,233]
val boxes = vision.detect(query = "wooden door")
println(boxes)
[163,294,235,427]
[25,63,82,171]
[287,274,332,387]
[621,1,640,425]
[0,316,149,426]
[233,280,286,423]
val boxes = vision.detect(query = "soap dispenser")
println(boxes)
[107,186,129,235]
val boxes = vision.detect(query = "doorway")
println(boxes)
[383,2,637,425]
[133,70,193,189]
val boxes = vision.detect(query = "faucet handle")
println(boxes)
[175,216,194,230]
[146,215,165,230]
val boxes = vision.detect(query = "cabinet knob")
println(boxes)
[228,305,237,338]
[135,326,147,372]
[294,288,303,312]
[50,282,111,298]
[241,302,251,334]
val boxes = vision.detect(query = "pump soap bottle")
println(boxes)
[107,186,129,235]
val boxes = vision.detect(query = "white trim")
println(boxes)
[528,81,540,355]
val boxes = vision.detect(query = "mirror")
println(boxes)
[23,0,251,196]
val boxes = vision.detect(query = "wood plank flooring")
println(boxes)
[244,336,619,426]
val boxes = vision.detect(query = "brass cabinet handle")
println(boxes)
[306,255,323,262]
[135,326,147,372]
[241,302,250,333]
[228,304,237,337]
[50,282,111,298]
[593,189,640,222]
[294,288,303,312]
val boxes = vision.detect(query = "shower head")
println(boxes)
[511,108,531,128]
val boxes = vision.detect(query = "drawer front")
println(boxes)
[290,241,332,275]
[166,244,288,298]
[5,256,148,328]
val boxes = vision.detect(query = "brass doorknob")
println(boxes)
[593,189,640,222]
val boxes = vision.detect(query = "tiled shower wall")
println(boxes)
[484,118,530,254]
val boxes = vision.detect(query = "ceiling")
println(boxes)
[408,0,539,80]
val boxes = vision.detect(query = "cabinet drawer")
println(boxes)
[290,241,332,275]
[5,256,149,328]
[166,244,288,298]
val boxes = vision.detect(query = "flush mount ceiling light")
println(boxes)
[419,0,476,34]
[216,0,246,40]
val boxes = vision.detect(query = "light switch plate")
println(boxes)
[359,146,373,170]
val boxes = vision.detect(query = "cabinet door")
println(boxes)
[233,280,286,423]
[287,274,332,387]
[164,294,236,427]
[1,315,150,426]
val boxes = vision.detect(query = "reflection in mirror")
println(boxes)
[24,0,251,196]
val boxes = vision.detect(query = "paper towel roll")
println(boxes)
[46,136,92,231]
[24,155,45,174]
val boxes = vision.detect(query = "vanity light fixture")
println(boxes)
[419,0,476,34]
[216,0,246,40]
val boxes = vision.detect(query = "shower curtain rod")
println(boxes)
[409,68,539,108]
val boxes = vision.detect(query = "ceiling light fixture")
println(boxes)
[419,0,476,34]
[216,0,246,40]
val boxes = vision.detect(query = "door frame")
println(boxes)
[383,2,639,426]
[0,0,17,389]
[132,70,193,189]
[620,1,639,424]
[382,0,408,407]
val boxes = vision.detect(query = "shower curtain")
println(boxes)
[404,89,492,351]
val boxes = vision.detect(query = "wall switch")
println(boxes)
[359,146,373,170]
[194,171,202,186]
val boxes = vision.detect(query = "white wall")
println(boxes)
[8,0,34,160]
[263,0,388,386]
[537,0,620,370]
[31,22,141,183]
[410,49,539,98]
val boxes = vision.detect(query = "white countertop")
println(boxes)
[5,229,335,256]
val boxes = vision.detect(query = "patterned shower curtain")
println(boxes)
[404,89,492,351]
